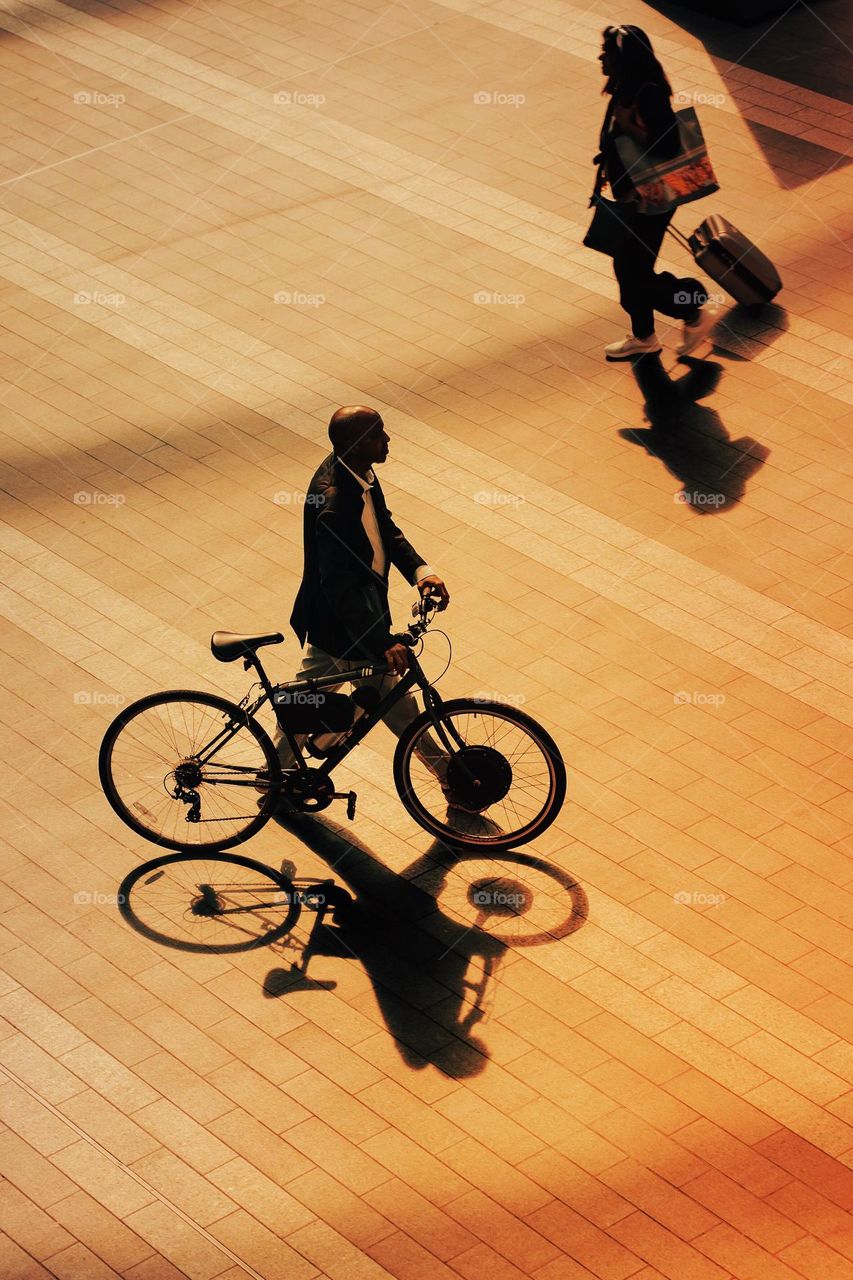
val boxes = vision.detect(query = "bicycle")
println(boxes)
[99,594,566,853]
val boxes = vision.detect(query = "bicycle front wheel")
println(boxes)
[118,852,300,953]
[99,690,281,852]
[394,698,566,850]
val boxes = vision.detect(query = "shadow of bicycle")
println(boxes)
[116,811,587,1077]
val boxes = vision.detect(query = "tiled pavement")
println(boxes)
[1,0,852,1276]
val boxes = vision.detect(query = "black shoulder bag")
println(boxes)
[582,100,628,257]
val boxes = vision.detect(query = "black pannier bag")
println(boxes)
[273,687,356,735]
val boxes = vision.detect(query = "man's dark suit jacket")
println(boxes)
[290,453,426,660]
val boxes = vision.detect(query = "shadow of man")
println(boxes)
[620,354,769,511]
[262,811,506,1078]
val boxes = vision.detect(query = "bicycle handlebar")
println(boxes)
[384,592,444,659]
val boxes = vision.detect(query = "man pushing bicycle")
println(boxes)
[99,405,564,850]
[278,406,450,782]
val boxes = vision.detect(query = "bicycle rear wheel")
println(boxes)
[394,698,566,850]
[99,690,281,852]
[118,852,300,953]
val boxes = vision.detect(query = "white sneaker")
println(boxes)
[677,303,719,356]
[604,333,662,361]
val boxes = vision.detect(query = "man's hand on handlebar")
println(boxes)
[384,641,410,675]
[416,574,449,612]
[384,578,448,671]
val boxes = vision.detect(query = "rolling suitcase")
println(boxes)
[668,213,782,306]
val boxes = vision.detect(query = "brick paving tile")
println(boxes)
[2,0,853,1277]
[40,1242,123,1279]
[49,1190,156,1273]
[0,1234,56,1279]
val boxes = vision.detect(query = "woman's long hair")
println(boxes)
[602,25,672,102]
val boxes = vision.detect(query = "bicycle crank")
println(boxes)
[283,769,358,818]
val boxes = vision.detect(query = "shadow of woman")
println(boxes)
[620,354,769,511]
[262,811,510,1077]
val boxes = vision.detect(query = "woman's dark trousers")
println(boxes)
[612,206,708,338]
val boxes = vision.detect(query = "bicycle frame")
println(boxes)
[194,642,464,788]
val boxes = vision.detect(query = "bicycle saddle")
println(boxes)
[210,631,284,663]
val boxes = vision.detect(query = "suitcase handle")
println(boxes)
[666,223,692,251]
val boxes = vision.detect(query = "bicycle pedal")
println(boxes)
[331,790,357,820]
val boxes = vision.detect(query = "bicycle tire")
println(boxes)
[99,690,281,853]
[118,852,300,953]
[393,698,566,850]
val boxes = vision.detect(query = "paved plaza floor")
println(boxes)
[1,1,851,1277]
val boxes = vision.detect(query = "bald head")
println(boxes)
[328,406,380,454]
[329,406,389,474]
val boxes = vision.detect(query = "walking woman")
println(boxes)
[597,25,717,361]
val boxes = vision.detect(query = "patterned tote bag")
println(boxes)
[613,106,719,215]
